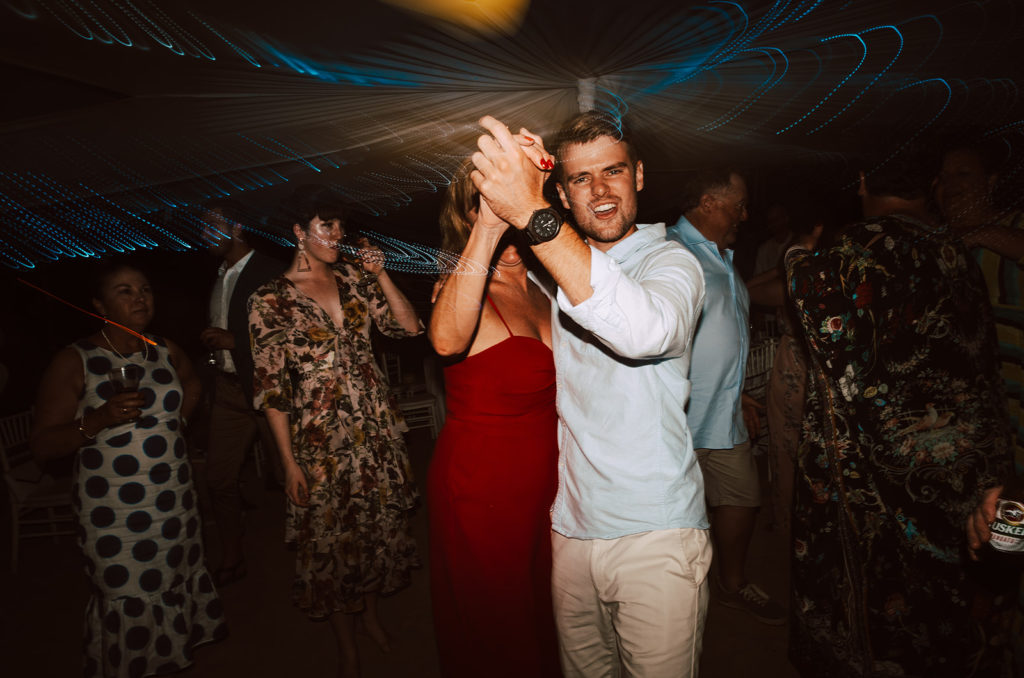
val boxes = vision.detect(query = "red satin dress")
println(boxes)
[428,297,562,678]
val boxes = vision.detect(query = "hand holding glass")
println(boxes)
[108,364,142,393]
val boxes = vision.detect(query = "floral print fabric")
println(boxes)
[248,266,421,617]
[785,214,1016,677]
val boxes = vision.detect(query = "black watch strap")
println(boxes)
[523,207,563,245]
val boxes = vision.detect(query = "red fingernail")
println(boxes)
[523,134,534,142]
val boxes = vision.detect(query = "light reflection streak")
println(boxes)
[2,1,1024,269]
[16,277,159,345]
[302,231,489,278]
[805,25,902,136]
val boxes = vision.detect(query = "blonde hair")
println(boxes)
[439,159,479,255]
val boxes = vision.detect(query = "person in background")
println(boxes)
[248,186,423,677]
[936,136,1024,678]
[752,203,794,276]
[427,160,561,677]
[32,259,225,678]
[666,169,786,626]
[787,152,1015,676]
[935,139,1024,469]
[746,203,826,538]
[198,198,285,587]
[470,111,709,677]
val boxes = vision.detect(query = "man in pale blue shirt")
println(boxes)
[666,169,785,626]
[471,112,710,677]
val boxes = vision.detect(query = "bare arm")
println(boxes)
[966,485,1002,561]
[964,224,1024,261]
[428,202,508,356]
[265,406,308,507]
[166,338,201,422]
[746,267,786,307]
[358,238,422,334]
[529,228,595,306]
[31,346,142,460]
[741,391,763,440]
[376,270,422,334]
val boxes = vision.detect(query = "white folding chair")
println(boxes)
[379,351,443,439]
[743,338,779,455]
[0,409,75,572]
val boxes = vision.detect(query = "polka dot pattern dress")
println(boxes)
[72,338,226,678]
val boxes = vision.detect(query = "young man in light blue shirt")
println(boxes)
[471,112,710,677]
[666,169,785,626]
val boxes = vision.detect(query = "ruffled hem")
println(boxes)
[83,568,228,678]
[291,512,421,618]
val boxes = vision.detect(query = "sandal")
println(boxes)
[213,561,247,588]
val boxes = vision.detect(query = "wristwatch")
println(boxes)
[523,207,563,245]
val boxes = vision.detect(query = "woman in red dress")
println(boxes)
[427,161,561,677]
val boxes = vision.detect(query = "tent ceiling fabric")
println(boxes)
[1,0,1023,270]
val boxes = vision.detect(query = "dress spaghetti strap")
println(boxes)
[486,295,515,338]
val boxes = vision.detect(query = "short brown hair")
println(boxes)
[552,111,639,183]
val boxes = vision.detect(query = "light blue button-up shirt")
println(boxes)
[666,216,750,450]
[547,223,709,539]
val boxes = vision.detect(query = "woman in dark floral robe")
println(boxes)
[784,166,1016,677]
[248,187,422,676]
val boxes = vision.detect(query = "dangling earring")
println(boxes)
[297,239,311,272]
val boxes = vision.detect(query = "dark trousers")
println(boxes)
[205,371,278,552]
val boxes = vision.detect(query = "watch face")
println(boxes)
[531,209,561,240]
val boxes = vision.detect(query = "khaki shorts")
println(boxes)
[695,440,760,508]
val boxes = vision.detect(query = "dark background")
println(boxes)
[2,0,1022,413]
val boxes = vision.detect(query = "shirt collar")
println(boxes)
[603,223,666,263]
[670,215,713,247]
[220,249,254,276]
[671,215,734,261]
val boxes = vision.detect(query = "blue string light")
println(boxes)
[2,1,1023,269]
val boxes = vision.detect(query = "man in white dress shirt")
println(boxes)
[471,111,709,677]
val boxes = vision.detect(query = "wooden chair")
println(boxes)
[0,409,75,572]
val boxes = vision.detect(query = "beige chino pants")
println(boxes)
[551,527,712,678]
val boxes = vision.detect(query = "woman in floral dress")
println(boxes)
[784,160,1015,677]
[248,187,423,677]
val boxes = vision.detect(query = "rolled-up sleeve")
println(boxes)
[557,244,705,360]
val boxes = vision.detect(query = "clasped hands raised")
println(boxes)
[469,115,555,234]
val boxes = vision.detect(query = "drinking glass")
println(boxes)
[108,364,143,394]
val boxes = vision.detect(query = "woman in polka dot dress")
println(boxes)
[32,261,226,678]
